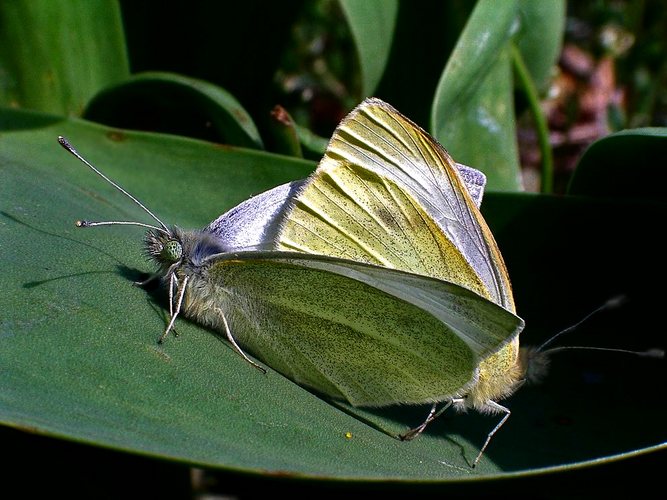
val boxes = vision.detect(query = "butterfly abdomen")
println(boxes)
[466,338,524,411]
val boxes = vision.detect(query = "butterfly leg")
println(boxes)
[158,275,189,343]
[168,272,177,319]
[214,307,267,374]
[400,398,464,441]
[472,400,511,468]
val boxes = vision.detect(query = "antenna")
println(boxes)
[541,345,664,358]
[537,295,627,352]
[58,136,170,234]
[522,295,663,384]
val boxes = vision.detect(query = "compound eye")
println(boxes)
[161,240,182,262]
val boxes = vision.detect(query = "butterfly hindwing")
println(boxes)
[204,252,523,407]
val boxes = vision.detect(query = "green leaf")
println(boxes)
[431,0,522,191]
[0,0,129,115]
[339,0,398,97]
[84,72,264,149]
[567,128,667,201]
[1,108,665,480]
[515,0,566,92]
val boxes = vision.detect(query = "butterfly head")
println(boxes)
[145,227,184,270]
[145,226,230,274]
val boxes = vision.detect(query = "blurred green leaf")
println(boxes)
[432,0,522,191]
[0,0,129,115]
[567,128,667,201]
[1,108,665,481]
[515,0,566,92]
[339,0,398,97]
[84,72,263,148]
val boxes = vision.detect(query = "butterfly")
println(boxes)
[60,98,524,467]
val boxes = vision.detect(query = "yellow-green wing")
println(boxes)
[277,163,490,300]
[207,251,524,407]
[277,97,515,311]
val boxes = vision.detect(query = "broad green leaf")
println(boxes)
[339,0,398,97]
[515,0,566,92]
[0,0,129,115]
[84,72,263,149]
[432,0,522,191]
[1,108,665,480]
[567,128,667,201]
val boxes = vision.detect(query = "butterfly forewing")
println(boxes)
[278,98,515,311]
[279,162,490,300]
